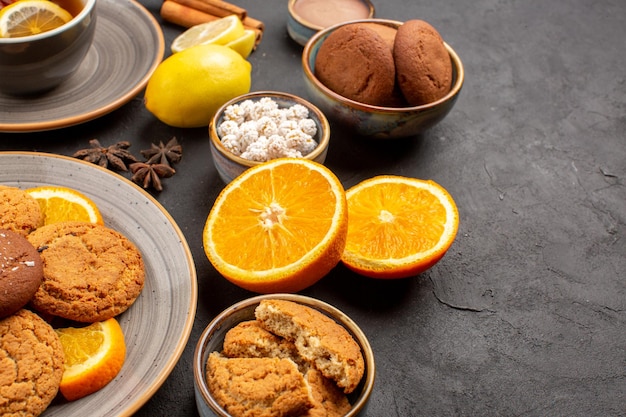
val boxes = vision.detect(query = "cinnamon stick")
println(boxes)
[171,0,246,20]
[161,0,220,27]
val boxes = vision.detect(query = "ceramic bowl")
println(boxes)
[287,0,375,46]
[209,91,331,184]
[0,0,97,96]
[193,293,376,417]
[302,18,464,139]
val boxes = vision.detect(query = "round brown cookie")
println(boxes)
[393,19,452,106]
[314,23,396,106]
[206,352,315,417]
[255,299,364,394]
[26,221,145,323]
[0,185,43,237]
[0,309,65,417]
[0,229,44,319]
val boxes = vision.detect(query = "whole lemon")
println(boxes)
[144,44,252,128]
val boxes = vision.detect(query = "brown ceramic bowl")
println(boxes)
[302,18,464,139]
[193,294,376,417]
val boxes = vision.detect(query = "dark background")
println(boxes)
[1,0,625,415]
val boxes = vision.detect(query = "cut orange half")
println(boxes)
[0,0,72,38]
[203,158,348,293]
[55,317,126,401]
[26,185,104,225]
[341,176,459,279]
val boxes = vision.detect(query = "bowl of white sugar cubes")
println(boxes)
[209,91,331,184]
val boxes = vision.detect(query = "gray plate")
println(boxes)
[0,152,197,417]
[0,0,164,132]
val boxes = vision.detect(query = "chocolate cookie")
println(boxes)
[314,23,396,106]
[0,229,43,319]
[0,185,43,237]
[0,309,64,417]
[26,221,145,323]
[393,19,452,106]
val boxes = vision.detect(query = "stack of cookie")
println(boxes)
[206,299,365,417]
[314,19,452,107]
[0,185,145,416]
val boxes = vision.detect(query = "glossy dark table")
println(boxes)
[1,0,625,415]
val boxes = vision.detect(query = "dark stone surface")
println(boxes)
[1,0,624,415]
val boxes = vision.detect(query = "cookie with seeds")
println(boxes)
[27,221,145,322]
[0,185,43,237]
[0,309,65,416]
[0,229,43,319]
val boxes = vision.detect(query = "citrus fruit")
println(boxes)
[170,14,244,53]
[0,0,72,38]
[224,29,257,58]
[144,44,252,128]
[55,317,126,401]
[203,158,348,293]
[26,185,104,225]
[341,176,459,279]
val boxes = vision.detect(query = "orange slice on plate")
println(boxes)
[0,0,73,38]
[341,175,459,279]
[203,158,348,293]
[26,185,104,225]
[55,317,127,401]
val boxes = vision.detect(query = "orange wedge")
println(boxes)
[341,176,459,279]
[26,185,103,225]
[55,317,126,401]
[203,158,348,293]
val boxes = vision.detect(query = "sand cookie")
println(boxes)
[206,352,315,417]
[26,221,145,323]
[223,320,309,371]
[0,185,43,237]
[314,23,396,106]
[0,229,44,319]
[0,309,65,417]
[304,368,351,417]
[255,299,364,394]
[393,19,452,106]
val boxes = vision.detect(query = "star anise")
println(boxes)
[129,162,175,192]
[140,137,182,166]
[73,139,138,171]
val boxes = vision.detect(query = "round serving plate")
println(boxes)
[0,152,197,416]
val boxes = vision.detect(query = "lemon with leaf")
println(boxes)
[144,44,252,128]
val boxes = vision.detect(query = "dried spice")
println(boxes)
[129,162,176,192]
[140,137,183,166]
[72,139,138,171]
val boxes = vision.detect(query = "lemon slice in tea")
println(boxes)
[0,0,73,38]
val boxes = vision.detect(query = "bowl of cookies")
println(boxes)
[193,294,375,417]
[209,91,331,184]
[302,18,464,139]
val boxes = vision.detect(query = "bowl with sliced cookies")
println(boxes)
[302,18,464,139]
[193,294,375,417]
